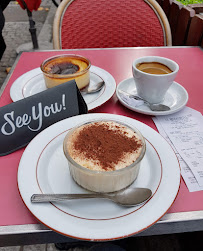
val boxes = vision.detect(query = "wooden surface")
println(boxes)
[173,6,195,45]
[158,0,203,47]
[186,14,203,46]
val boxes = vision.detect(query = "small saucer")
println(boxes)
[116,78,188,116]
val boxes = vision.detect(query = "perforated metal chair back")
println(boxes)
[53,0,172,49]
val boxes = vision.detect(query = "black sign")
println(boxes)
[0,80,88,156]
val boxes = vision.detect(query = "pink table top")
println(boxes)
[0,47,203,227]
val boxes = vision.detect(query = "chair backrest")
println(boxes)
[53,0,172,49]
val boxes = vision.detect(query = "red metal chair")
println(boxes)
[53,0,172,49]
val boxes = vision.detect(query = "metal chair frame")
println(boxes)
[53,0,172,49]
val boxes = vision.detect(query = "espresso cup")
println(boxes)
[132,56,179,104]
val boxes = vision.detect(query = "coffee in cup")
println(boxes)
[132,56,179,104]
[136,62,173,75]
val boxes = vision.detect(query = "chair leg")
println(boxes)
[26,9,39,49]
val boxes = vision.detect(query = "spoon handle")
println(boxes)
[118,90,147,102]
[31,193,106,203]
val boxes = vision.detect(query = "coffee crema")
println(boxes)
[136,62,173,75]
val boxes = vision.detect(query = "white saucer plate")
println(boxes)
[10,66,116,111]
[18,113,180,241]
[116,78,188,116]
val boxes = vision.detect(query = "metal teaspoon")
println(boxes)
[31,187,152,207]
[80,73,105,94]
[118,89,170,111]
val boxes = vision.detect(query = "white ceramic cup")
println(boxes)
[132,56,179,104]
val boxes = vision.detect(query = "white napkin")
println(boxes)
[119,93,144,107]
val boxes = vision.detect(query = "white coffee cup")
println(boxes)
[132,56,179,104]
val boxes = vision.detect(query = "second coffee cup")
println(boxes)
[132,56,179,104]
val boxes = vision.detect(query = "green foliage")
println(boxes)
[177,0,203,4]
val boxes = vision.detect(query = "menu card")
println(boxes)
[153,107,203,192]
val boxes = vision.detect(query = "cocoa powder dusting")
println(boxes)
[73,122,142,171]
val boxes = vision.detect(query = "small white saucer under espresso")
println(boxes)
[116,78,188,116]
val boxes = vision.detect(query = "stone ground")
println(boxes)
[0,1,203,250]
[0,0,54,87]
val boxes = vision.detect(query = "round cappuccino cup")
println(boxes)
[132,56,179,104]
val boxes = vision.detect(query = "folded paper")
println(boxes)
[0,80,88,156]
[120,93,144,107]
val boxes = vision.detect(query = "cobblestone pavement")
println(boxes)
[0,0,53,87]
[0,243,87,251]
